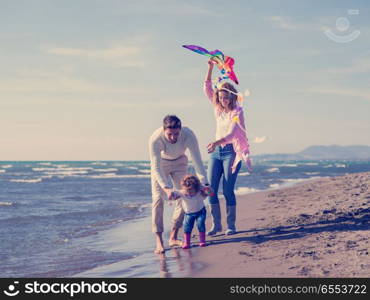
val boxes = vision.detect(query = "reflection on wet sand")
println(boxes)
[157,247,204,278]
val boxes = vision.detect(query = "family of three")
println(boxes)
[149,60,250,254]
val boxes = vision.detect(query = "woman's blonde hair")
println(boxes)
[213,82,238,112]
[181,174,201,193]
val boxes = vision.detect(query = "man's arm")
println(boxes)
[185,129,209,185]
[148,137,171,189]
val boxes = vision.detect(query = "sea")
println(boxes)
[1,160,370,277]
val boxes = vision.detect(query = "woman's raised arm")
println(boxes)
[203,59,215,102]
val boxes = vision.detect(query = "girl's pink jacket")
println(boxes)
[204,80,252,173]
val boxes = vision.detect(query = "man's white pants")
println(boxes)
[151,155,188,233]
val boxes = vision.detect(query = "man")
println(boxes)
[149,115,209,254]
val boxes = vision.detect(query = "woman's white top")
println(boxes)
[215,111,232,141]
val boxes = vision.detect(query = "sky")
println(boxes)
[1,0,369,160]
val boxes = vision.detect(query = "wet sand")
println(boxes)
[76,172,370,278]
[188,172,370,277]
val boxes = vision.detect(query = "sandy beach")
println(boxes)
[75,171,370,278]
[184,171,370,277]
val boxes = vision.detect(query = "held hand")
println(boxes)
[164,188,181,200]
[207,142,216,153]
[170,191,181,200]
[201,185,214,197]
[163,188,174,200]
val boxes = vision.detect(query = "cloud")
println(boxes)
[118,0,220,16]
[253,136,267,144]
[308,87,370,101]
[318,57,370,76]
[267,16,324,31]
[0,68,146,94]
[45,45,146,67]
[267,16,308,30]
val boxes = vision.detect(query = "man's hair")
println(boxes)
[163,115,181,129]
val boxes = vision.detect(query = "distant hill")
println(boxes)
[254,145,370,161]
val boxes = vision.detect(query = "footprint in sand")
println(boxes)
[322,268,330,275]
[298,266,312,276]
[346,240,358,249]
[238,251,253,257]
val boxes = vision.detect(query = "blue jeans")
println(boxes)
[183,207,207,234]
[207,144,241,206]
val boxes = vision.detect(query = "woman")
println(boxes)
[203,59,251,236]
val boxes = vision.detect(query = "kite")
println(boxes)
[182,44,239,85]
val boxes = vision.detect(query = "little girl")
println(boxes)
[173,174,208,249]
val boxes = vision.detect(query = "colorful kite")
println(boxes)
[182,44,239,85]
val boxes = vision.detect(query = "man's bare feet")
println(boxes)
[168,239,183,247]
[168,228,182,247]
[154,245,165,254]
[154,232,165,254]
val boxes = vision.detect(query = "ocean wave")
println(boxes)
[0,202,13,206]
[235,187,259,195]
[43,171,88,176]
[301,162,319,166]
[10,178,42,183]
[94,168,119,173]
[137,163,150,167]
[126,166,138,170]
[304,172,320,175]
[335,163,346,168]
[323,164,333,168]
[0,170,5,173]
[266,167,280,173]
[1,165,12,168]
[238,172,250,176]
[269,183,281,189]
[282,178,309,183]
[88,173,150,179]
[270,163,297,167]
[111,163,125,167]
[33,167,93,172]
[39,162,52,166]
[91,162,107,166]
[121,202,151,212]
[32,167,93,177]
[138,169,151,174]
